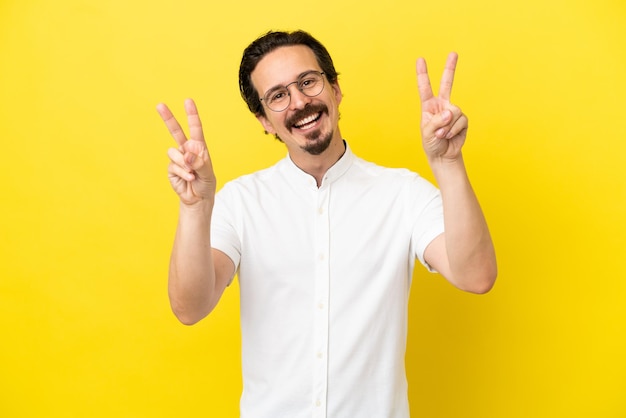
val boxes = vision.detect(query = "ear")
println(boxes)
[256,114,276,135]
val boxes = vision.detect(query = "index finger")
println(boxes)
[438,52,458,102]
[416,57,434,104]
[156,102,188,147]
[184,98,205,143]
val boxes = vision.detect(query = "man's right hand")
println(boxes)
[157,99,216,206]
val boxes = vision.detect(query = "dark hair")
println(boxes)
[239,30,339,117]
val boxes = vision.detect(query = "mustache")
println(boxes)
[285,103,328,129]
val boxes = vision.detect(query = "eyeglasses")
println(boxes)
[260,71,326,112]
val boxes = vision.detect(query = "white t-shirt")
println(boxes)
[211,143,444,418]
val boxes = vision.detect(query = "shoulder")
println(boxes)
[349,154,425,184]
[343,153,441,207]
[218,158,285,194]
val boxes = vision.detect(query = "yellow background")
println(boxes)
[1,0,625,417]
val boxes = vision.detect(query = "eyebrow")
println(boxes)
[264,70,319,95]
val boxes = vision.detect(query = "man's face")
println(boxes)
[251,45,343,157]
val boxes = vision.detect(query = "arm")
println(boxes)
[417,53,497,293]
[157,99,235,324]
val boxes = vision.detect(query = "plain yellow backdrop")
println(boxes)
[1,0,625,417]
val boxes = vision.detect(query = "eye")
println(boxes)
[299,77,317,89]
[268,89,288,103]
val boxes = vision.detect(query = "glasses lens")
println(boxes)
[265,88,290,112]
[298,72,324,98]
[263,71,326,112]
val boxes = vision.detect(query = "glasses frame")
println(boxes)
[259,71,326,112]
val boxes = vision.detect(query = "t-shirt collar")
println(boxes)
[284,140,354,189]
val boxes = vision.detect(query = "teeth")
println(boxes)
[295,113,319,128]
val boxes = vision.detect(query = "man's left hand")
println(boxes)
[416,52,468,163]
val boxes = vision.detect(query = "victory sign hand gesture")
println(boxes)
[157,99,216,206]
[417,52,468,163]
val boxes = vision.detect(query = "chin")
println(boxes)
[302,130,333,155]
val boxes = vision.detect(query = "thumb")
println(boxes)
[185,147,215,182]
[183,140,209,169]
[184,148,206,170]
[184,152,196,168]
[423,109,452,139]
[434,109,452,127]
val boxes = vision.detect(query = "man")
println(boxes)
[157,30,496,418]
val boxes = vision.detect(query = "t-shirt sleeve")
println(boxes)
[211,183,242,272]
[408,176,445,272]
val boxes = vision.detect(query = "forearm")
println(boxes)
[169,200,217,324]
[430,155,497,292]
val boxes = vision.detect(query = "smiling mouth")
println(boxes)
[293,112,321,130]
[286,103,328,132]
